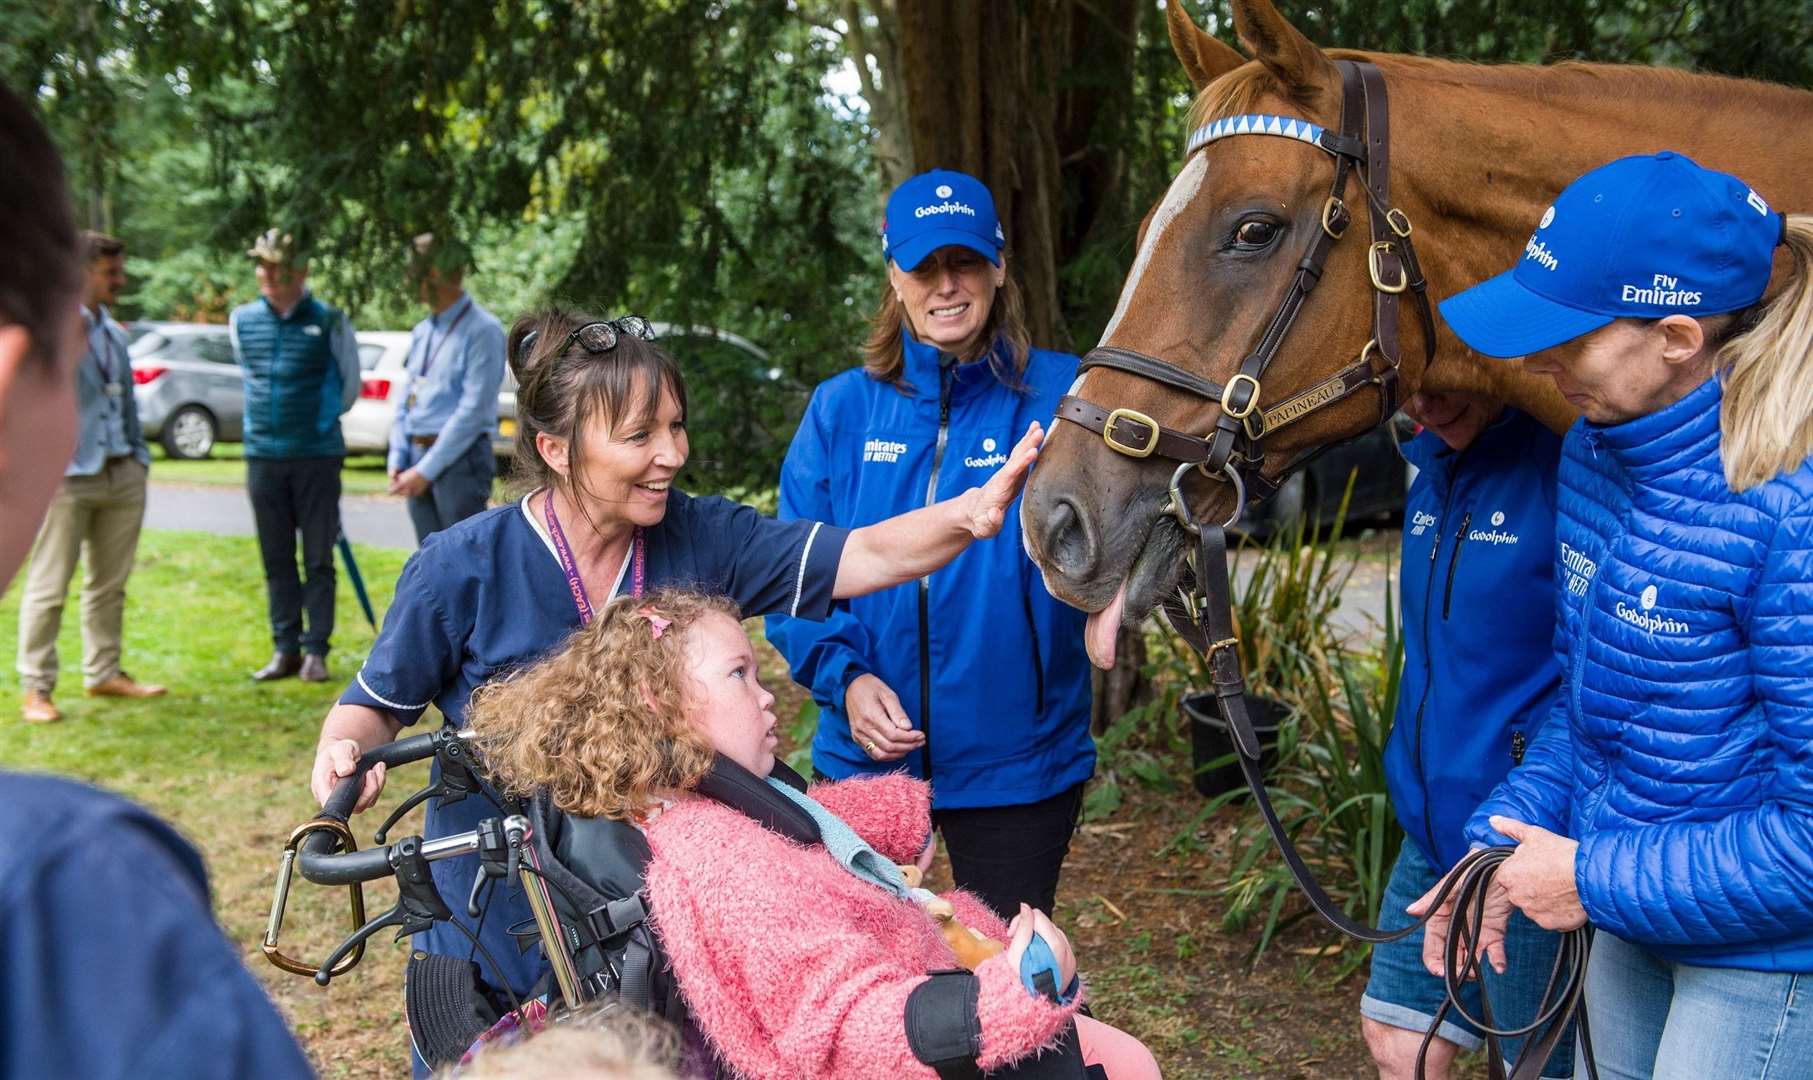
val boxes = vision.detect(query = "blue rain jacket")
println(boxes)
[1388,408,1563,873]
[766,333,1095,809]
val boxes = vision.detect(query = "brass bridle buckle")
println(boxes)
[1385,207,1413,238]
[263,817,368,978]
[1102,407,1161,459]
[1320,196,1349,239]
[1368,241,1409,294]
[1219,373,1262,421]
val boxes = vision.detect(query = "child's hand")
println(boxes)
[1004,903,1077,998]
[915,835,937,875]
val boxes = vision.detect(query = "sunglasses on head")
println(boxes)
[519,316,656,364]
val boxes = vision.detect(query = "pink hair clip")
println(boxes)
[640,609,673,640]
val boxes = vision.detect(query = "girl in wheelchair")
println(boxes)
[465,589,1161,1080]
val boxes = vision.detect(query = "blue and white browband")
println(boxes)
[1184,114,1328,158]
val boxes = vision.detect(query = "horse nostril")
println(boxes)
[1042,497,1098,580]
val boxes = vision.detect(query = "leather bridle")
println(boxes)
[1056,59,1436,528]
[1052,60,1594,1080]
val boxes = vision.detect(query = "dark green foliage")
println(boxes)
[5,0,1808,491]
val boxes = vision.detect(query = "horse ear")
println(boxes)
[1229,0,1339,106]
[1167,1,1246,91]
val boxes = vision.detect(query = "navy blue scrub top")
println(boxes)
[339,488,848,995]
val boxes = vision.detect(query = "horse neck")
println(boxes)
[1377,57,1813,431]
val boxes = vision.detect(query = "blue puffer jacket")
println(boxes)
[765,333,1095,810]
[1466,377,1813,972]
[1387,409,1562,874]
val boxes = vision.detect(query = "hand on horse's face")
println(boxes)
[962,421,1042,539]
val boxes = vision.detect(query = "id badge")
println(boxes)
[105,383,124,399]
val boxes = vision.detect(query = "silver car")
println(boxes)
[129,322,242,459]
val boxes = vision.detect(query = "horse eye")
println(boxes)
[1234,220,1280,248]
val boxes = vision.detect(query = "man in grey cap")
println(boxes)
[388,232,506,543]
[228,229,359,683]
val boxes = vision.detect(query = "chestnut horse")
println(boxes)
[1022,0,1813,667]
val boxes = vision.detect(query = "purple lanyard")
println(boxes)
[417,297,473,378]
[544,492,645,626]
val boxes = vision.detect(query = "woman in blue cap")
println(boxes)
[1417,152,1813,1076]
[766,170,1095,919]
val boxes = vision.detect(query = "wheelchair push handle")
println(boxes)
[267,729,471,979]
[311,728,446,836]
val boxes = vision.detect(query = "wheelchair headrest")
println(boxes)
[530,755,819,917]
[696,755,818,845]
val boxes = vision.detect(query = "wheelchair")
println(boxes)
[265,728,1102,1078]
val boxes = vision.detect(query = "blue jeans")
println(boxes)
[1362,843,1575,1078]
[1581,931,1813,1079]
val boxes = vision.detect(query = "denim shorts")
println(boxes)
[1361,842,1576,1078]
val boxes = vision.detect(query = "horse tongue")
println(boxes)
[1085,580,1129,670]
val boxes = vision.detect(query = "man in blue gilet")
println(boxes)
[229,229,360,684]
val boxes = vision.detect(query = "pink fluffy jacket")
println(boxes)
[643,773,1083,1079]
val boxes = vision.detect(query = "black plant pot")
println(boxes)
[1182,691,1288,799]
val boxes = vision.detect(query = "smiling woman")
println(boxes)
[306,302,1046,1072]
[765,169,1097,925]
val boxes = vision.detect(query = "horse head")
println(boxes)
[1026,0,1447,666]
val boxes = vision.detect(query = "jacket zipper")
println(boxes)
[1022,591,1045,715]
[1440,512,1472,621]
[917,356,956,782]
[1410,454,1465,863]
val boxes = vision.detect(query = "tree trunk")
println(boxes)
[893,0,1149,724]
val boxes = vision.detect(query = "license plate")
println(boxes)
[498,418,517,438]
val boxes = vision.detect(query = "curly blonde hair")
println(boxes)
[467,590,740,820]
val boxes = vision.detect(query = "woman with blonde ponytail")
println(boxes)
[1719,214,1813,491]
[1413,153,1813,1077]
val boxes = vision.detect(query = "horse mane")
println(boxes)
[1186,50,1808,137]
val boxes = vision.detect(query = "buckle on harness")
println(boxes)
[1368,242,1408,294]
[1320,195,1349,239]
[1385,206,1413,238]
[1219,373,1261,421]
[1102,407,1160,459]
[263,817,368,978]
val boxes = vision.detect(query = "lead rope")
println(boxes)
[1167,519,1594,1080]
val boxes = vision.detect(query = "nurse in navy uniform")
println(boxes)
[308,307,1044,1058]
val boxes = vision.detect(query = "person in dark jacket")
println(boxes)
[766,170,1095,919]
[1421,152,1813,1077]
[1359,391,1573,1080]
[229,229,361,684]
[0,82,314,1080]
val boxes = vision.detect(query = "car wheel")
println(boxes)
[162,405,217,460]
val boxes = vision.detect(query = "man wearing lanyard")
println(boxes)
[17,231,165,724]
[387,232,506,544]
[231,228,361,684]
